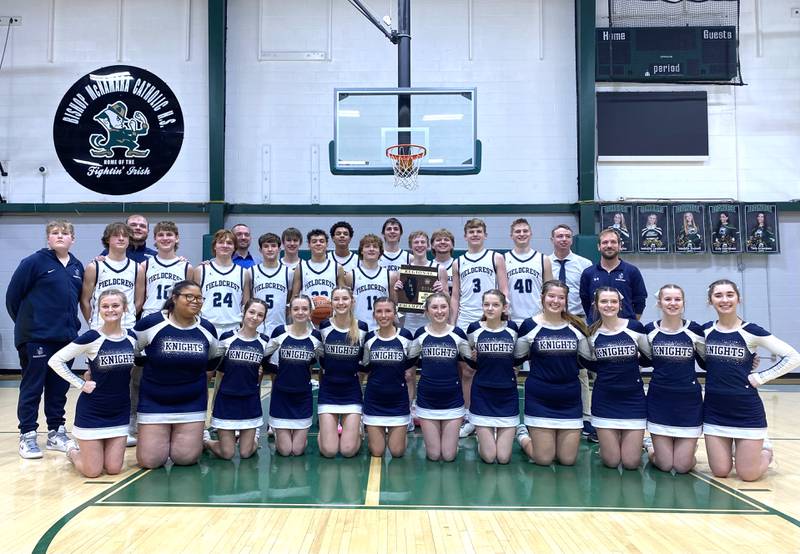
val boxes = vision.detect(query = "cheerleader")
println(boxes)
[134,280,220,468]
[362,297,415,458]
[48,289,136,477]
[203,298,269,460]
[466,290,520,464]
[408,293,471,462]
[265,295,323,456]
[703,279,800,481]
[317,286,368,458]
[641,284,704,474]
[583,287,651,470]
[515,281,589,466]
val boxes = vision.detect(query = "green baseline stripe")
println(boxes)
[33,468,149,554]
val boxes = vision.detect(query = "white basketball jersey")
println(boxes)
[142,256,190,317]
[300,259,338,298]
[352,265,391,330]
[379,249,410,274]
[91,258,137,329]
[456,249,497,327]
[330,251,358,273]
[435,257,454,295]
[505,250,545,321]
[251,264,291,336]
[200,262,245,331]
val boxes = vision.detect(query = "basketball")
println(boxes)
[310,295,333,325]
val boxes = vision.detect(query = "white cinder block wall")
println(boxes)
[0,0,798,371]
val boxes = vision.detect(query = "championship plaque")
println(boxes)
[397,264,440,314]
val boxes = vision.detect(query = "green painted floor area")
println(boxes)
[99,435,760,514]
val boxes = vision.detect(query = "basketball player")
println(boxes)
[131,220,191,446]
[280,227,303,273]
[344,234,398,330]
[379,217,410,273]
[431,228,455,294]
[449,218,508,437]
[81,222,139,331]
[505,218,552,323]
[291,229,347,299]
[194,229,251,336]
[329,221,359,272]
[251,232,291,337]
[401,230,439,333]
[549,223,595,441]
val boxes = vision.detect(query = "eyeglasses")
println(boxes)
[177,293,205,303]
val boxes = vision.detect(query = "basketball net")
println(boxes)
[386,144,426,191]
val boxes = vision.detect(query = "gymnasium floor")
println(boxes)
[3,383,800,553]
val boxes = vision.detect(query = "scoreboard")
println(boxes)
[596,26,737,82]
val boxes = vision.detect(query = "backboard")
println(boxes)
[330,87,480,175]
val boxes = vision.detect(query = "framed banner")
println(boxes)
[636,204,670,254]
[744,204,780,254]
[397,264,440,314]
[600,204,634,253]
[672,203,706,254]
[708,203,742,254]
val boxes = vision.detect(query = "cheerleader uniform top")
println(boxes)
[642,320,705,389]
[318,319,368,383]
[265,325,323,392]
[584,319,650,389]
[515,319,588,384]
[467,320,521,389]
[216,330,271,397]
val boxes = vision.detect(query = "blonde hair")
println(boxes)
[540,280,587,335]
[331,286,361,345]
[46,219,75,238]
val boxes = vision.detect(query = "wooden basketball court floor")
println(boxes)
[3,382,800,553]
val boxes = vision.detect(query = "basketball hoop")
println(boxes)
[386,144,426,190]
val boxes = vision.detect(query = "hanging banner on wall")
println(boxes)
[636,204,670,254]
[600,204,634,253]
[744,204,780,254]
[52,65,184,195]
[708,203,742,254]
[672,203,706,254]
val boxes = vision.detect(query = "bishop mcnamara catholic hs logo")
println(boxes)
[53,65,184,195]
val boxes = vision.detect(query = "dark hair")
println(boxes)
[243,297,269,316]
[707,279,741,303]
[281,227,302,244]
[550,223,573,237]
[306,228,329,243]
[480,289,509,321]
[162,280,201,313]
[597,228,619,244]
[589,286,623,335]
[101,222,132,249]
[509,218,530,232]
[540,280,587,335]
[329,221,354,239]
[372,296,396,313]
[382,217,403,235]
[231,223,250,233]
[258,232,281,248]
[290,294,314,311]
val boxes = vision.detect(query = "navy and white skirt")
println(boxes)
[646,384,702,438]
[362,384,410,427]
[415,382,466,420]
[74,393,130,440]
[212,392,264,430]
[591,384,646,430]
[703,391,767,439]
[269,388,313,430]
[138,377,208,424]
[524,377,582,430]
[317,378,363,415]
[469,384,519,428]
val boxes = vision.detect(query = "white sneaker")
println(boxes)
[203,429,211,443]
[254,427,261,448]
[126,433,138,447]
[762,437,774,466]
[407,418,415,432]
[46,425,70,452]
[642,436,654,453]
[310,378,320,389]
[515,424,530,445]
[19,431,43,459]
[65,439,79,463]
[459,421,476,438]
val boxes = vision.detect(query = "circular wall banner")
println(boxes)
[53,65,184,195]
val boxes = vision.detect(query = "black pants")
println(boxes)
[17,342,71,434]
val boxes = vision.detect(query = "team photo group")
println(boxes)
[8,213,799,485]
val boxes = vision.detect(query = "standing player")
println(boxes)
[251,233,291,337]
[346,234,398,330]
[131,220,191,446]
[231,223,257,268]
[449,218,508,437]
[379,217,411,273]
[81,222,139,331]
[549,224,594,441]
[280,227,303,273]
[329,221,359,273]
[291,229,346,299]
[7,220,84,459]
[431,228,456,294]
[195,229,251,336]
[505,218,552,323]
[401,230,439,333]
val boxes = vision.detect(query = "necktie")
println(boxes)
[556,259,568,283]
